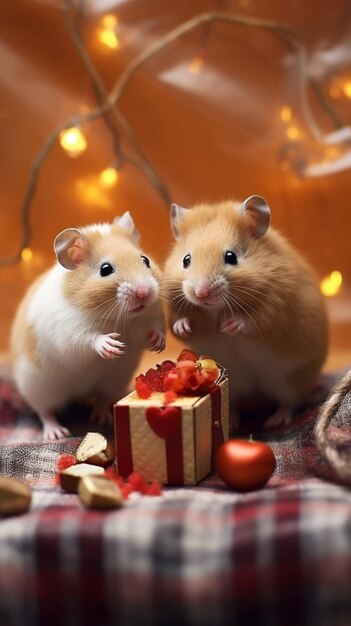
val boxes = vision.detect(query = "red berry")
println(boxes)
[127,471,146,492]
[146,481,163,496]
[104,466,124,487]
[164,369,184,393]
[121,483,133,499]
[57,453,76,471]
[145,367,164,392]
[177,349,198,363]
[135,374,152,398]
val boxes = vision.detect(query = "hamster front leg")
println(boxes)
[40,414,71,441]
[220,314,248,335]
[93,332,126,359]
[148,328,166,353]
[145,305,166,352]
[173,317,193,338]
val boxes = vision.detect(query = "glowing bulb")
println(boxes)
[21,247,33,262]
[98,28,119,49]
[342,81,351,98]
[85,184,101,202]
[189,55,205,74]
[280,106,292,123]
[99,167,119,188]
[102,14,118,28]
[59,127,87,157]
[320,271,343,297]
[286,125,301,140]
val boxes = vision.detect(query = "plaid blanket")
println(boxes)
[0,367,351,626]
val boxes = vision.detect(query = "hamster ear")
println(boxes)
[114,211,140,243]
[170,203,190,239]
[238,195,270,238]
[54,228,89,270]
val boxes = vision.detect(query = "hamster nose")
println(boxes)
[135,286,149,301]
[195,285,210,299]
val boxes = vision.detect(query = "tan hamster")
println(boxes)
[164,195,328,428]
[11,212,165,440]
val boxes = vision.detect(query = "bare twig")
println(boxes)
[1,8,343,266]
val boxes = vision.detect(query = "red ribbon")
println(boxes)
[114,404,133,478]
[210,384,224,467]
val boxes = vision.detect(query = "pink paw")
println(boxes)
[89,405,113,426]
[220,316,246,335]
[264,405,293,429]
[148,329,166,353]
[41,414,71,441]
[173,317,192,337]
[94,333,126,359]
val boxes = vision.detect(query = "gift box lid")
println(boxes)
[115,383,226,410]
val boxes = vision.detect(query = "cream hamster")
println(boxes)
[10,211,165,440]
[164,195,328,428]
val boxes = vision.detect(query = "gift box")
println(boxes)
[114,378,229,485]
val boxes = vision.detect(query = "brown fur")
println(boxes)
[164,200,328,382]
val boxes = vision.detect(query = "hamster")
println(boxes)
[10,211,165,440]
[164,195,328,429]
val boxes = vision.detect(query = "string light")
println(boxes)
[99,166,119,188]
[97,13,119,50]
[320,271,343,297]
[286,125,301,140]
[342,80,351,98]
[21,248,33,263]
[280,105,292,123]
[189,54,205,74]
[59,127,87,157]
[101,14,118,29]
[97,28,119,49]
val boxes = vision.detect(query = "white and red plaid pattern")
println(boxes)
[0,370,350,626]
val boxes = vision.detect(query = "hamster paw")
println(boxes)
[94,332,126,359]
[173,317,192,337]
[220,315,246,335]
[264,404,293,430]
[89,403,113,426]
[41,413,71,441]
[148,329,166,353]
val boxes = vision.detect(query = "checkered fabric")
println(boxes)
[0,369,351,626]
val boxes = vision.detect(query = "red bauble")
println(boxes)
[216,438,276,491]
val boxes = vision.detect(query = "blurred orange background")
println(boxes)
[1,0,350,369]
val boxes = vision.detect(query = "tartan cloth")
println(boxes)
[0,367,351,626]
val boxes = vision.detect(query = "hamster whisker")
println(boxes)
[225,291,281,344]
[231,284,285,311]
[89,297,122,324]
[224,291,268,326]
[93,299,121,326]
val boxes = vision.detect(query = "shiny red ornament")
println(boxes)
[216,437,276,491]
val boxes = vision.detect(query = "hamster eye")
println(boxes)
[141,255,150,268]
[100,263,115,277]
[224,251,238,266]
[183,254,191,268]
